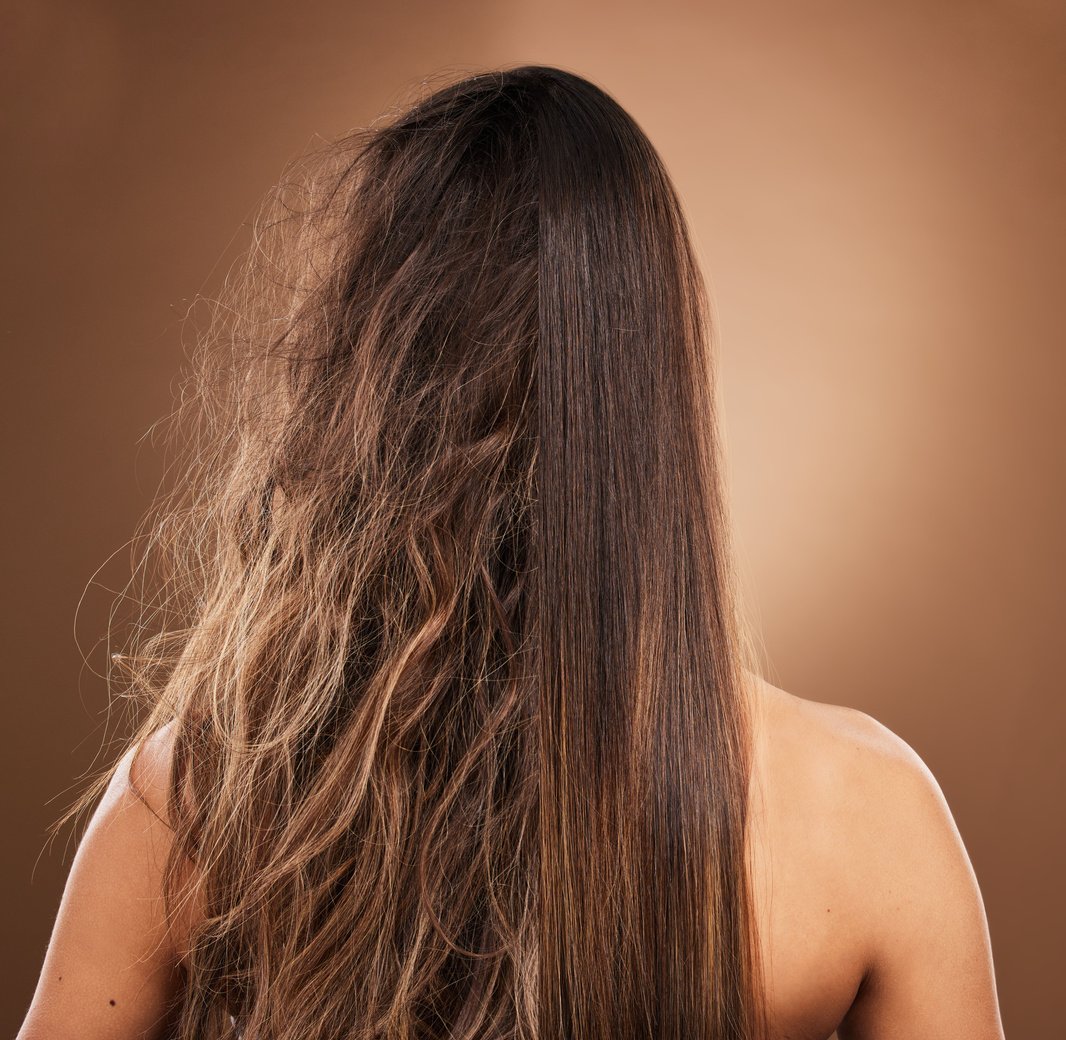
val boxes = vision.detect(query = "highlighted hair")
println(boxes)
[62,65,767,1039]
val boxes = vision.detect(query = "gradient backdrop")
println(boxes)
[3,2,1063,1036]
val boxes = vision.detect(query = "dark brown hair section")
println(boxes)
[534,69,762,1038]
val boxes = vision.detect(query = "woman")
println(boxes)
[18,65,1004,1039]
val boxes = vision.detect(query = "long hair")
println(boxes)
[59,64,767,1039]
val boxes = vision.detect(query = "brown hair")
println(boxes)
[59,64,767,1038]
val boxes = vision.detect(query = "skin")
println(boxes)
[746,675,1005,1039]
[17,673,1005,1040]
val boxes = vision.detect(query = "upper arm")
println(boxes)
[18,724,189,1040]
[835,712,1005,1040]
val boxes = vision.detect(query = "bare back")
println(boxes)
[17,675,1004,1040]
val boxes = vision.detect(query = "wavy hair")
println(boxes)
[60,64,767,1039]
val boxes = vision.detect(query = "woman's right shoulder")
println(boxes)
[749,670,978,910]
[750,673,938,811]
[748,673,1004,1038]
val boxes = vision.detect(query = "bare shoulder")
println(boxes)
[747,673,1004,1039]
[751,674,942,819]
[751,672,980,909]
[754,670,915,759]
[16,722,189,1040]
[124,719,180,825]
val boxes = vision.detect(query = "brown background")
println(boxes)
[3,1,1062,1036]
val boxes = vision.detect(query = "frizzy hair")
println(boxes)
[58,64,769,1039]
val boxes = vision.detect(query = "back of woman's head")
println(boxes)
[84,64,766,1039]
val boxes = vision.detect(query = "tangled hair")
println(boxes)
[60,65,768,1039]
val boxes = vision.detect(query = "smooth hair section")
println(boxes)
[59,65,767,1039]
